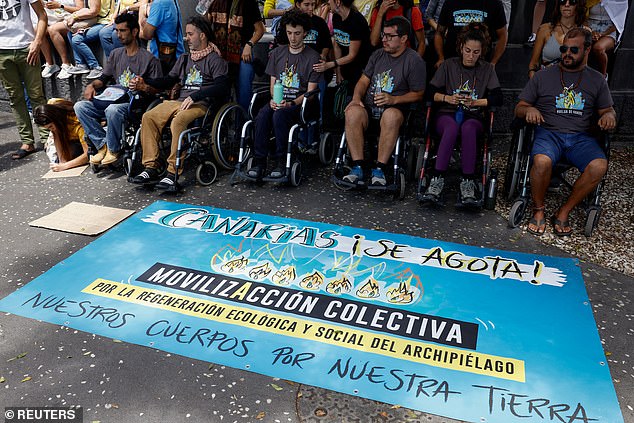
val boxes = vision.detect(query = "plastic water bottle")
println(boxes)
[371,82,383,119]
[273,79,284,105]
[196,0,212,15]
[455,104,464,125]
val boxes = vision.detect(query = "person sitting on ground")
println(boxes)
[433,0,507,68]
[528,0,587,79]
[515,27,616,236]
[39,0,84,78]
[130,16,229,190]
[247,10,323,180]
[74,12,162,167]
[369,0,425,58]
[66,0,115,79]
[206,0,266,111]
[34,99,89,172]
[421,23,502,205]
[343,16,425,186]
[585,0,620,78]
[139,0,185,75]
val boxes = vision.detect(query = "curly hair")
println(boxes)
[456,22,491,57]
[276,10,312,45]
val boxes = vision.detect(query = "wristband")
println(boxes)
[246,41,254,47]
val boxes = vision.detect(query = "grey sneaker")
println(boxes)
[57,64,72,79]
[423,176,444,200]
[370,167,386,186]
[343,165,363,183]
[87,67,103,79]
[67,64,90,75]
[460,178,477,204]
[41,63,60,78]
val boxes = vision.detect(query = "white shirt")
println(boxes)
[0,0,39,49]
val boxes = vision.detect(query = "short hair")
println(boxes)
[186,16,215,43]
[384,16,411,38]
[114,12,139,33]
[457,22,491,56]
[565,27,593,49]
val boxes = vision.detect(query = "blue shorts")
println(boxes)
[531,127,606,172]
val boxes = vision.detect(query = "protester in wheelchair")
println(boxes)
[74,13,163,167]
[129,16,229,190]
[342,16,425,187]
[421,23,502,206]
[247,10,323,180]
[515,28,616,236]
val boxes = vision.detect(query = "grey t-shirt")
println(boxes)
[168,53,229,102]
[266,45,323,101]
[362,48,426,108]
[519,65,613,134]
[103,47,163,88]
[430,57,500,118]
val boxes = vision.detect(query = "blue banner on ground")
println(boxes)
[0,201,623,423]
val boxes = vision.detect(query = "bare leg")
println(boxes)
[531,0,546,34]
[376,108,404,165]
[529,154,552,233]
[344,104,369,162]
[40,36,54,65]
[49,23,72,65]
[592,36,616,76]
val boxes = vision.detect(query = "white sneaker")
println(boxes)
[67,64,90,75]
[57,64,72,79]
[87,67,103,79]
[328,73,337,88]
[41,63,60,78]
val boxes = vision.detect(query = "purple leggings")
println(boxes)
[434,113,483,174]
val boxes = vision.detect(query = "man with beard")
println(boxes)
[74,12,162,166]
[343,16,425,187]
[515,27,616,237]
[247,10,322,180]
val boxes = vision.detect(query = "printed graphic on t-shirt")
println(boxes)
[118,67,137,88]
[373,70,395,94]
[184,65,203,90]
[452,9,487,26]
[280,63,300,100]
[1,0,21,20]
[555,86,585,116]
[304,29,319,45]
[334,29,351,47]
[453,80,479,111]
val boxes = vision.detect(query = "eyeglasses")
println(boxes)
[558,0,577,5]
[559,45,580,54]
[381,32,400,40]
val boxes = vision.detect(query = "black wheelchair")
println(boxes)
[413,103,498,208]
[230,87,335,187]
[504,121,610,237]
[331,106,419,200]
[127,96,247,192]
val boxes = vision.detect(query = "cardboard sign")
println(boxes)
[1,201,623,423]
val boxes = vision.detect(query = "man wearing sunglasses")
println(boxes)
[515,27,616,237]
[343,16,426,186]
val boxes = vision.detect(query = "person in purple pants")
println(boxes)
[422,23,502,206]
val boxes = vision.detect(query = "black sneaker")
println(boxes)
[269,160,285,178]
[247,165,264,179]
[131,168,159,184]
[156,173,176,190]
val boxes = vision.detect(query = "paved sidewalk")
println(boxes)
[0,111,632,423]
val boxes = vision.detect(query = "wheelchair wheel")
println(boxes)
[504,127,525,201]
[212,102,248,170]
[394,171,406,200]
[289,161,302,187]
[584,208,600,237]
[196,161,218,186]
[318,132,336,165]
[508,199,528,228]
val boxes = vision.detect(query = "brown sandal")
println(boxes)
[527,205,547,236]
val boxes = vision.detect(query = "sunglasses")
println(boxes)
[558,0,577,5]
[381,32,401,40]
[559,45,580,54]
[34,116,52,125]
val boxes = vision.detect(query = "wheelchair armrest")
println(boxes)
[300,88,320,125]
[249,87,272,119]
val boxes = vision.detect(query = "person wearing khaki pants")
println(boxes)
[129,16,229,190]
[0,0,49,160]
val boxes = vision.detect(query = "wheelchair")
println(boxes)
[330,103,422,200]
[127,96,247,192]
[504,121,610,237]
[415,103,498,210]
[230,87,336,187]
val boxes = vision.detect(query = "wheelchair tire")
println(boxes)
[212,102,248,170]
[318,132,336,165]
[508,199,527,228]
[196,161,218,186]
[394,171,406,200]
[584,208,600,237]
[504,127,525,201]
[289,161,302,187]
